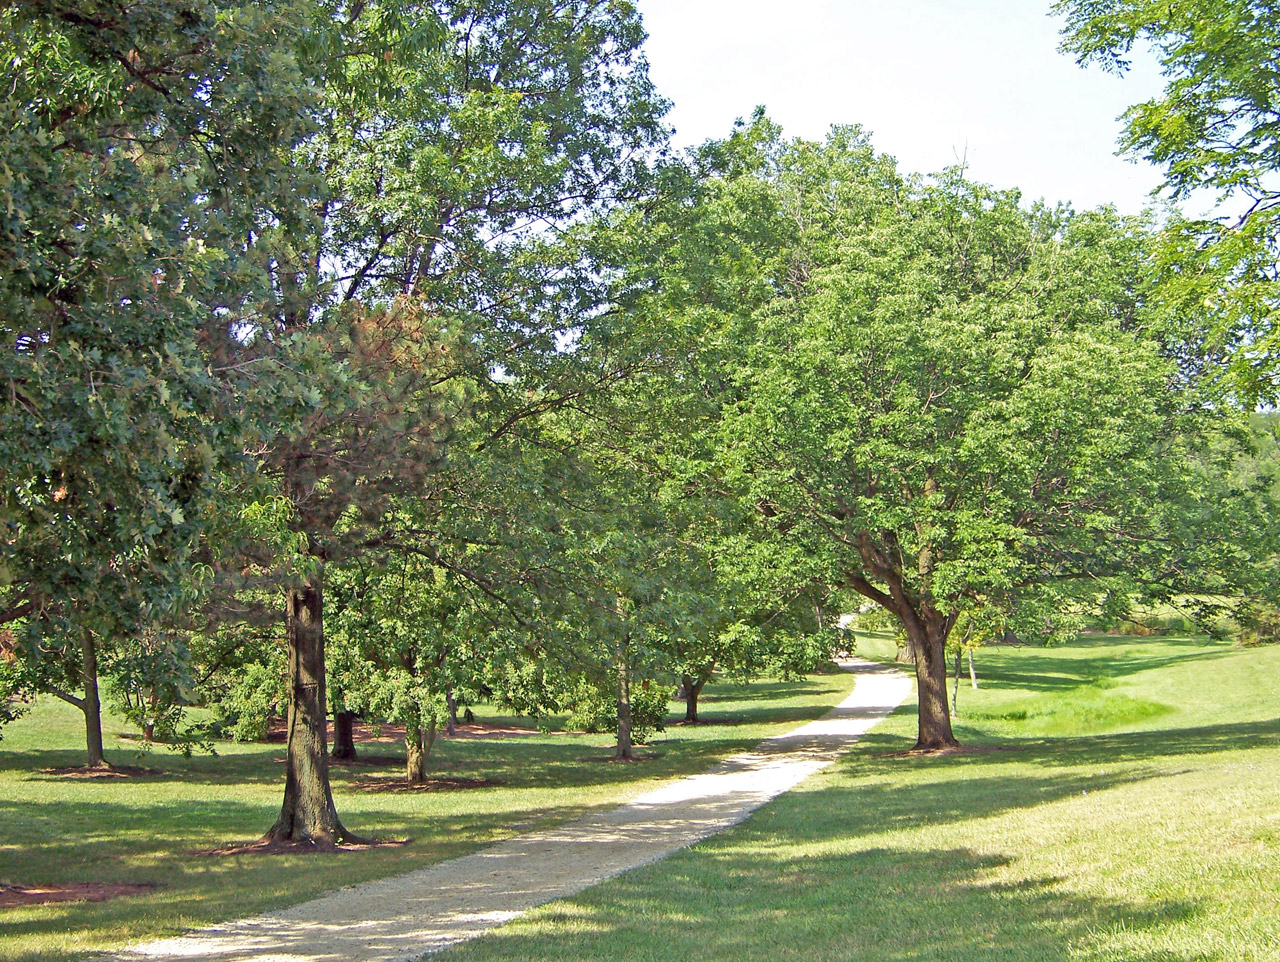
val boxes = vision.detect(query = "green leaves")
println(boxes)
[1056,0,1280,403]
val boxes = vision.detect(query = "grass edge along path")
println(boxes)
[99,660,910,962]
[438,633,1280,962]
[0,669,857,960]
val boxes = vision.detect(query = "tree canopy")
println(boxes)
[1056,0,1280,402]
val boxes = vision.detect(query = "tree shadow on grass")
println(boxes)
[446,842,1202,962]
[0,796,601,953]
[438,712,1238,962]
[977,641,1236,694]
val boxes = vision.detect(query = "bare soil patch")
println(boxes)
[874,744,1022,758]
[39,764,164,779]
[350,775,499,794]
[263,719,546,745]
[0,882,155,908]
[194,836,410,857]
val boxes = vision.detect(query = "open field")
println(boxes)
[0,671,856,961]
[435,633,1280,962]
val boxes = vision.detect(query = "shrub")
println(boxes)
[564,678,674,744]
[1238,602,1280,647]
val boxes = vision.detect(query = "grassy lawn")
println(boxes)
[436,633,1280,962]
[0,670,856,961]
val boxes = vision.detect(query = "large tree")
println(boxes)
[0,0,317,764]
[714,129,1244,750]
[1055,0,1280,403]
[216,0,669,844]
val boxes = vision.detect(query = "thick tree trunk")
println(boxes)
[910,624,959,751]
[445,689,458,736]
[895,638,917,664]
[406,717,438,785]
[331,710,358,762]
[266,574,360,845]
[80,632,108,769]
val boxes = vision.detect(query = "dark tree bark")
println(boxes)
[615,646,633,760]
[445,689,458,736]
[266,574,362,845]
[331,710,358,762]
[847,562,959,751]
[406,716,437,785]
[907,620,959,751]
[681,672,708,723]
[80,632,108,769]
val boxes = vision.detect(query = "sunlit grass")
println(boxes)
[0,669,855,961]
[439,633,1280,962]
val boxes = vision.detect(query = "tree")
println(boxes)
[209,0,668,843]
[0,0,316,763]
[714,129,1243,750]
[1055,0,1280,402]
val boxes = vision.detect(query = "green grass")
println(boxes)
[435,633,1280,962]
[0,670,856,961]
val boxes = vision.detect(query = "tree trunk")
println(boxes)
[266,574,361,845]
[445,689,458,736]
[682,672,708,723]
[968,648,978,689]
[331,710,358,762]
[406,716,438,785]
[952,647,962,717]
[615,652,633,760]
[895,637,917,664]
[80,632,108,769]
[910,624,959,751]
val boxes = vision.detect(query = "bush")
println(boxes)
[564,678,674,744]
[209,655,288,741]
[1238,602,1280,647]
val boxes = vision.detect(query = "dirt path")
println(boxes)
[108,659,911,962]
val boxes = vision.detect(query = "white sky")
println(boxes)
[635,0,1176,215]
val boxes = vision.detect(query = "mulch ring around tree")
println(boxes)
[349,775,500,794]
[264,719,549,746]
[872,744,1023,758]
[194,836,411,856]
[38,764,164,779]
[0,882,155,909]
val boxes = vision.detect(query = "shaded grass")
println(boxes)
[0,672,854,961]
[440,634,1280,962]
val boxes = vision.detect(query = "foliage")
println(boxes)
[102,630,217,755]
[707,126,1256,748]
[0,652,29,739]
[562,677,673,745]
[208,648,289,743]
[1056,0,1280,402]
[1236,599,1280,646]
[0,0,315,641]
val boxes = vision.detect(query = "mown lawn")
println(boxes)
[439,633,1280,962]
[0,670,856,961]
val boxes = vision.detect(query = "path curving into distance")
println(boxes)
[107,659,912,962]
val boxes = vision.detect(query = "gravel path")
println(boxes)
[108,659,910,962]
